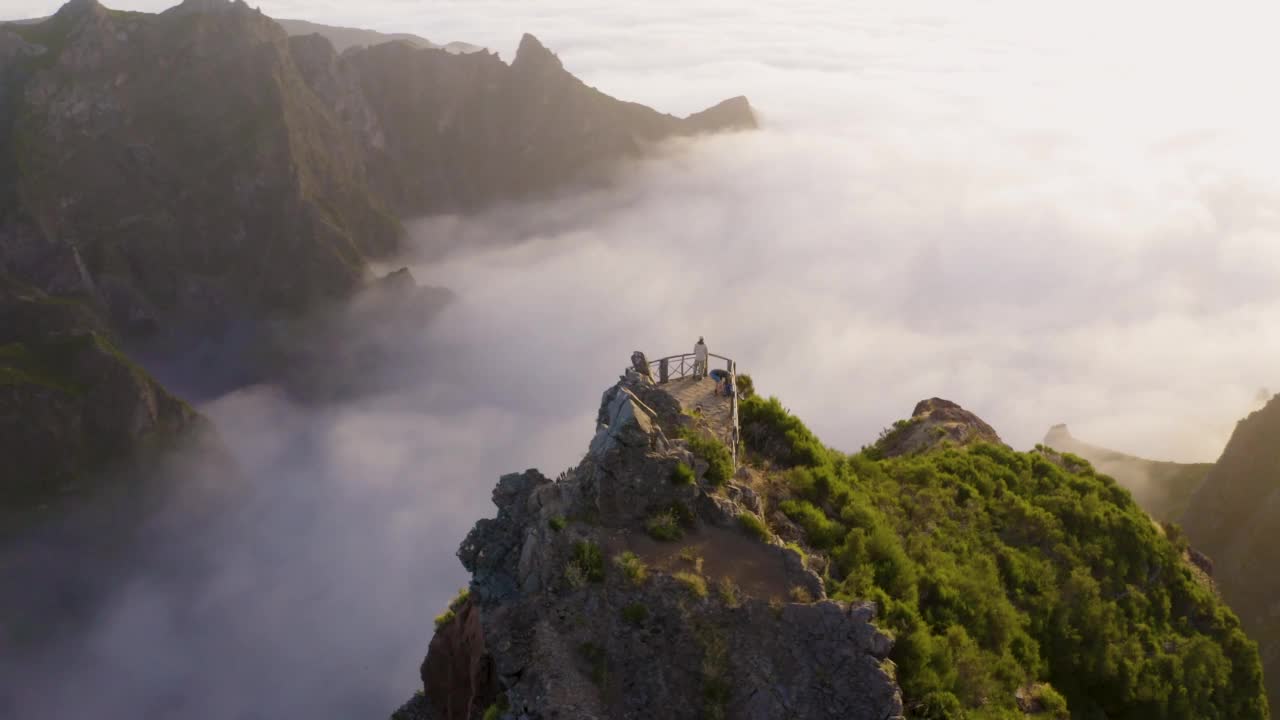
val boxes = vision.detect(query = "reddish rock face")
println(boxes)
[421,597,496,720]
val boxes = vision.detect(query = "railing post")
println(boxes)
[659,358,669,384]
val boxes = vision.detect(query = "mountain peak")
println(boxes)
[683,95,758,132]
[878,397,1003,457]
[167,0,254,17]
[512,32,563,72]
[1045,423,1073,443]
[53,0,105,19]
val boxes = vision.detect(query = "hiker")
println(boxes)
[709,368,730,396]
[694,336,708,379]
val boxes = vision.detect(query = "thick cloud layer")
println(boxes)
[4,1,1280,718]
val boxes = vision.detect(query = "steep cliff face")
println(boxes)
[340,34,756,216]
[5,0,401,330]
[394,370,904,720]
[1181,395,1280,706]
[0,272,221,525]
[1042,424,1212,523]
[1,0,755,339]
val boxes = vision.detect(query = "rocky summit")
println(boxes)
[875,397,1003,458]
[394,368,904,720]
[394,368,1270,719]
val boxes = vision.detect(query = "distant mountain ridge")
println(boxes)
[1042,424,1212,522]
[273,18,482,54]
[0,0,754,517]
[0,0,754,333]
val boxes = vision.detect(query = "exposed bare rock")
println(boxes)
[422,597,497,720]
[400,371,903,720]
[2,1,755,344]
[877,397,1003,458]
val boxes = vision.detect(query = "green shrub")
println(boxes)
[433,587,470,629]
[675,571,708,598]
[779,499,845,549]
[571,541,605,583]
[621,602,649,625]
[680,429,733,485]
[671,462,696,485]
[789,586,813,603]
[739,395,828,467]
[481,694,508,720]
[738,512,772,542]
[717,577,741,608]
[731,379,1269,719]
[646,510,683,541]
[548,515,566,532]
[1032,684,1070,719]
[612,551,648,585]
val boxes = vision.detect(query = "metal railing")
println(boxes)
[639,351,740,469]
[646,352,735,383]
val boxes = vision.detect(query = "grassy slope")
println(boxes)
[738,388,1267,720]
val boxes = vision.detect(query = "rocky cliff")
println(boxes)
[393,373,1268,719]
[0,0,755,339]
[0,271,224,532]
[394,370,904,720]
[1042,424,1212,523]
[1180,395,1280,708]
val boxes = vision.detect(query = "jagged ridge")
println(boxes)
[398,371,1269,719]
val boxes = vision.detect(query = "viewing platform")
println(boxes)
[635,351,740,466]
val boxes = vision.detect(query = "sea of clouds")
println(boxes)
[4,0,1280,717]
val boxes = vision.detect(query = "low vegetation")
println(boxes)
[717,577,741,608]
[433,587,470,629]
[675,571,708,599]
[671,461,696,485]
[679,428,733,486]
[548,515,566,532]
[789,585,813,603]
[569,541,605,584]
[739,391,1269,720]
[645,509,683,541]
[621,602,649,625]
[612,551,648,585]
[737,512,772,542]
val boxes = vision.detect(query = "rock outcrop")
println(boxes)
[394,370,903,720]
[877,397,1003,458]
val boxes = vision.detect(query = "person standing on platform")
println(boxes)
[694,336,708,379]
